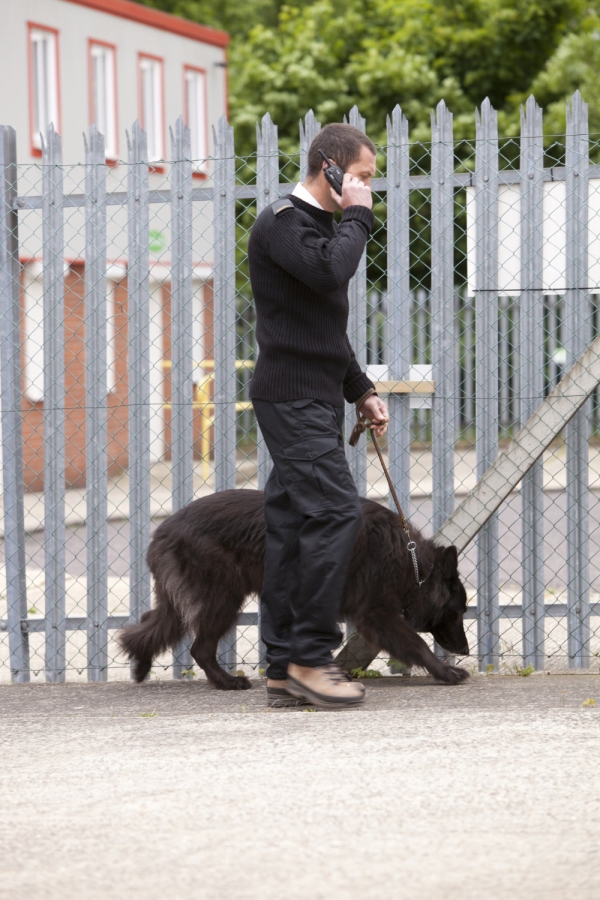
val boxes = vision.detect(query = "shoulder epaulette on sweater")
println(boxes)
[272,199,294,216]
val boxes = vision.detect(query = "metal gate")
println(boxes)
[1,91,600,682]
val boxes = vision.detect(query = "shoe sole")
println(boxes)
[266,688,306,708]
[285,676,365,710]
[267,695,304,708]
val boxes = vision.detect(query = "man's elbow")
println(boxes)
[305,269,346,292]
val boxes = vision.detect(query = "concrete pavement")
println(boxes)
[1,674,599,900]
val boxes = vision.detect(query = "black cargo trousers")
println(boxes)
[252,398,363,680]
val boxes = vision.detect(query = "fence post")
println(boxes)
[254,113,280,672]
[386,106,412,512]
[564,91,590,668]
[498,295,512,427]
[84,125,109,681]
[42,125,66,683]
[170,117,194,515]
[430,101,456,532]
[0,126,29,683]
[213,117,237,671]
[519,95,546,669]
[461,295,475,429]
[474,99,500,671]
[255,113,279,491]
[344,106,369,496]
[213,116,237,494]
[170,117,196,678]
[127,122,152,658]
[430,100,456,660]
[299,110,321,182]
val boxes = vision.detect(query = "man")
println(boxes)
[249,123,390,710]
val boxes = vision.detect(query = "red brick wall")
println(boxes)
[20,265,214,491]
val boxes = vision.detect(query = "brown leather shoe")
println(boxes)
[286,663,366,709]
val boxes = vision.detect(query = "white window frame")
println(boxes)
[90,41,118,160]
[185,67,209,174]
[139,54,164,164]
[29,25,59,152]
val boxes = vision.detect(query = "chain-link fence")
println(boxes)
[1,91,600,683]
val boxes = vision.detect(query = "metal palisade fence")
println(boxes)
[1,91,600,683]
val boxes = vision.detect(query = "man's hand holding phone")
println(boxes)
[331,172,373,210]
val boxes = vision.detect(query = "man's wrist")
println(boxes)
[355,388,378,410]
[340,206,375,229]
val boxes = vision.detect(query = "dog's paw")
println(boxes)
[231,675,252,690]
[436,664,470,685]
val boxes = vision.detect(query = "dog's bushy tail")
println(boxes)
[118,588,185,683]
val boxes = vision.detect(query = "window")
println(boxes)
[28,25,59,153]
[139,55,164,163]
[90,42,117,160]
[185,67,208,174]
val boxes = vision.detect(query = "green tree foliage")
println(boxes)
[525,6,600,137]
[231,0,584,153]
[133,0,307,39]
[138,0,600,153]
[134,0,585,152]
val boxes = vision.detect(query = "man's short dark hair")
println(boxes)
[307,124,376,178]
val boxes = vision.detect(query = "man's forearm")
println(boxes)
[268,206,374,293]
[343,336,375,404]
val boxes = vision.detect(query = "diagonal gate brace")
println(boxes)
[337,331,600,671]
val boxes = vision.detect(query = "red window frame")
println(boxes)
[138,52,165,172]
[27,22,61,158]
[88,39,119,164]
[184,65,209,180]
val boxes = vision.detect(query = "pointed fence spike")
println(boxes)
[387,104,408,144]
[348,105,366,132]
[299,110,321,180]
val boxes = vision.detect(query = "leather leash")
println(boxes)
[349,413,431,588]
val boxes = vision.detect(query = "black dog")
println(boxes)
[118,489,470,689]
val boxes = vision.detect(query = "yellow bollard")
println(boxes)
[194,373,213,483]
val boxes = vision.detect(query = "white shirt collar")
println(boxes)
[291,182,324,210]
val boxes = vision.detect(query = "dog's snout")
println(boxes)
[431,622,469,657]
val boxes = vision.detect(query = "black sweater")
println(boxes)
[248,194,375,408]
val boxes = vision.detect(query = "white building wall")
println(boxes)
[0,0,228,165]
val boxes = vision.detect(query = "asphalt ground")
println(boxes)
[1,674,599,900]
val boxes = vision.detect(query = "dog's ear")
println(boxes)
[438,545,458,578]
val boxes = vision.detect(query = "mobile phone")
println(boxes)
[318,149,344,196]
